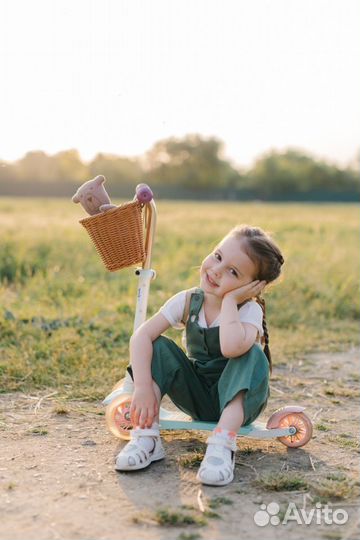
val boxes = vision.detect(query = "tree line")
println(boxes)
[0,134,359,201]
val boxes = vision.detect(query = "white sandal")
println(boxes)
[196,433,237,486]
[115,425,165,471]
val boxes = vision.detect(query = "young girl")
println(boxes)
[115,225,284,486]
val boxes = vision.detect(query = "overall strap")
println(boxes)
[181,287,203,325]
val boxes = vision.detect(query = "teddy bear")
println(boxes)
[72,175,117,215]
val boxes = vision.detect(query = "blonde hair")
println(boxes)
[225,225,284,373]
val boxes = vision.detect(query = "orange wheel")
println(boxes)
[105,394,133,440]
[277,412,313,448]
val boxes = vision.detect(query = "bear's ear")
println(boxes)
[95,175,105,185]
[72,194,80,203]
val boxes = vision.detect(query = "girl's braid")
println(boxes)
[255,295,272,374]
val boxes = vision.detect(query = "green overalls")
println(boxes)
[127,288,270,426]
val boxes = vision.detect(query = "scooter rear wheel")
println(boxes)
[105,395,133,440]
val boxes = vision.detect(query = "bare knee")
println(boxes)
[223,389,246,410]
[231,390,245,404]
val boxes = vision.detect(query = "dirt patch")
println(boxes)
[1,348,359,540]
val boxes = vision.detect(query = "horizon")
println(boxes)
[0,140,358,172]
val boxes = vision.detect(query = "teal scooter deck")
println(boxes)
[159,418,295,438]
[159,417,295,439]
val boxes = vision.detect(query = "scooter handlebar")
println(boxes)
[135,183,153,203]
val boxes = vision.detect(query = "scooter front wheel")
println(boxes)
[105,394,133,440]
[277,412,313,448]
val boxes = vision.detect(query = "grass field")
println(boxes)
[0,198,359,400]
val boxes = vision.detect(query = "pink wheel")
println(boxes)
[105,395,133,440]
[277,412,313,448]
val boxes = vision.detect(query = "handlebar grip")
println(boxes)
[135,183,153,203]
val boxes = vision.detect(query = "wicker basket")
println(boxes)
[80,200,146,271]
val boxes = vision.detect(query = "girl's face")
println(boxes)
[200,236,257,299]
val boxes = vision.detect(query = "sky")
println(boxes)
[1,0,359,169]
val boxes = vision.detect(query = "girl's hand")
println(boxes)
[223,280,267,304]
[130,385,159,429]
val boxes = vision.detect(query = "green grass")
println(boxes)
[155,509,207,527]
[178,452,204,468]
[27,427,48,436]
[177,534,202,540]
[315,423,331,432]
[256,470,358,501]
[327,435,360,450]
[311,475,358,501]
[208,496,233,509]
[257,472,309,491]
[0,198,359,399]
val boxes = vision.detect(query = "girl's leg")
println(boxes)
[128,335,219,422]
[196,390,245,487]
[216,390,245,432]
[152,380,161,424]
[197,348,269,486]
[148,383,243,432]
[217,345,270,428]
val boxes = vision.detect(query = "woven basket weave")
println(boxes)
[80,200,146,271]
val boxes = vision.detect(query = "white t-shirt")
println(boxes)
[159,289,264,341]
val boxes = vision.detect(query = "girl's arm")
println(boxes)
[129,312,171,427]
[219,280,266,358]
[219,295,258,358]
[129,312,171,386]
